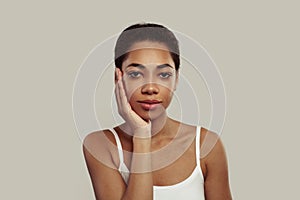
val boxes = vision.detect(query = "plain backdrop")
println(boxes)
[1,0,299,199]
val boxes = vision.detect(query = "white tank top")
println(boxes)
[110,126,205,200]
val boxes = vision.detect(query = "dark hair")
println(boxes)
[114,23,180,71]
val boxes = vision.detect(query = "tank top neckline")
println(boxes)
[109,125,204,189]
[153,164,202,190]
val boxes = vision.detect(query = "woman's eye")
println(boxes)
[128,71,142,78]
[159,72,172,79]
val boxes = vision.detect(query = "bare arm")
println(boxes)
[202,131,232,200]
[121,137,153,200]
[83,134,153,200]
[83,139,126,200]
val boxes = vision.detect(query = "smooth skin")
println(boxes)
[83,41,232,200]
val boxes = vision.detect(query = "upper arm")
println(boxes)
[200,130,232,200]
[83,131,127,200]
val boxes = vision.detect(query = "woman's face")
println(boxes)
[120,41,178,121]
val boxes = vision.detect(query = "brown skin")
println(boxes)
[83,123,232,200]
[83,41,232,200]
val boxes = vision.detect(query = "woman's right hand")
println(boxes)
[115,68,151,138]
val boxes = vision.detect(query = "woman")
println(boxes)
[83,23,232,200]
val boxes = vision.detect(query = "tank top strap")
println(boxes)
[110,128,130,183]
[195,126,201,168]
[109,128,125,164]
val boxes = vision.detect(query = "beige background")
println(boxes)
[1,0,299,199]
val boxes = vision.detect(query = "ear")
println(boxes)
[114,68,118,84]
[114,67,123,84]
[174,71,179,91]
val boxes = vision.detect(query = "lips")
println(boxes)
[137,99,162,110]
[138,99,162,104]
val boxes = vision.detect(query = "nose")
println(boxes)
[141,82,159,95]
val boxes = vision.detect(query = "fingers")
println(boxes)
[115,69,123,114]
[115,83,121,112]
[115,68,129,115]
[115,68,122,81]
[114,68,121,83]
[118,77,129,109]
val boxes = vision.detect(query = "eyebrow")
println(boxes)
[125,63,174,69]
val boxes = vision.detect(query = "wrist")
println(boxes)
[133,126,151,138]
[130,150,152,173]
[132,137,151,153]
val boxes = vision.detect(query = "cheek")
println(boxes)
[161,75,177,89]
[159,81,175,90]
[161,86,175,103]
[122,80,143,100]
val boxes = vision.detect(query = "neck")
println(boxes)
[150,113,179,141]
[119,112,178,140]
[150,111,168,136]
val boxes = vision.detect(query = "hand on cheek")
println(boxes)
[114,68,151,137]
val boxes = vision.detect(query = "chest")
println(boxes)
[117,130,204,186]
[152,146,197,186]
[120,139,198,186]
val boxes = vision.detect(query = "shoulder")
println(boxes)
[198,127,224,158]
[198,127,232,199]
[198,127,228,175]
[82,129,119,169]
[83,129,118,150]
[82,129,128,199]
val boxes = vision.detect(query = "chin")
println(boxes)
[135,108,167,122]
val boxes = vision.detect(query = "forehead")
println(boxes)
[129,41,170,51]
[122,41,175,69]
